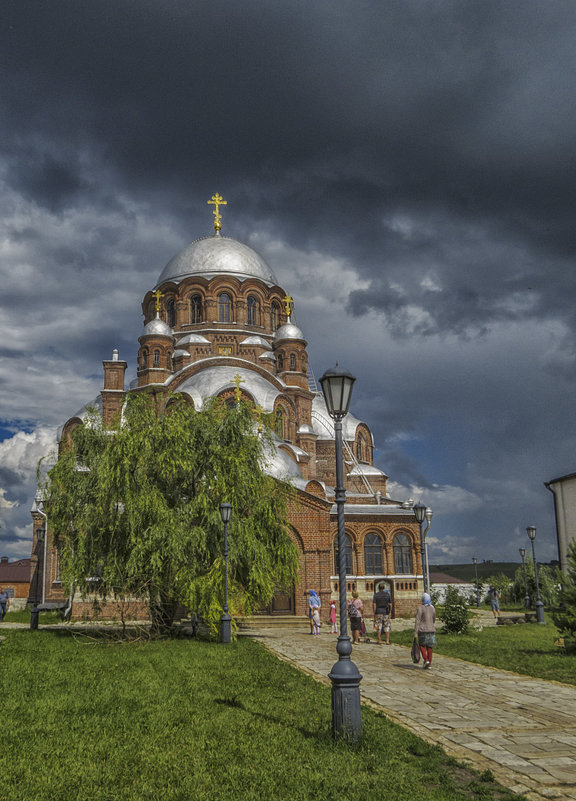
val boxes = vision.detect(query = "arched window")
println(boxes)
[275,408,286,439]
[190,294,203,324]
[393,533,412,574]
[364,533,383,575]
[166,299,176,328]
[271,302,281,331]
[289,353,296,371]
[277,353,284,371]
[334,534,353,575]
[247,295,259,326]
[166,353,172,370]
[153,350,160,368]
[140,348,148,369]
[301,355,306,373]
[219,293,232,323]
[356,434,366,462]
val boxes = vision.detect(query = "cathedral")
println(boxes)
[30,196,423,620]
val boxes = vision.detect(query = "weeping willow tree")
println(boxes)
[44,392,298,635]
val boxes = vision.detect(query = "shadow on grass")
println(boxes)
[214,696,324,741]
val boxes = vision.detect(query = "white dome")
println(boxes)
[156,235,278,286]
[143,316,173,337]
[175,333,211,345]
[274,322,305,342]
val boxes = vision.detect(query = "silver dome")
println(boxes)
[274,322,306,342]
[156,236,278,286]
[175,333,211,345]
[143,315,173,337]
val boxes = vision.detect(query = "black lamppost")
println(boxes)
[219,502,232,644]
[320,365,362,742]
[527,526,545,624]
[519,547,530,610]
[424,508,433,592]
[472,557,480,607]
[414,503,427,594]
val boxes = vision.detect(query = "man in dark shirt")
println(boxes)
[372,582,392,644]
[0,588,8,622]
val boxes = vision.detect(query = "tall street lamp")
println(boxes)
[472,557,480,608]
[320,365,362,742]
[519,547,530,610]
[219,502,232,644]
[424,507,433,593]
[526,526,545,624]
[413,503,427,594]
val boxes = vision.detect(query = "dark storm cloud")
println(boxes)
[2,0,575,560]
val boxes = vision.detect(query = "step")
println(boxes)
[238,615,309,628]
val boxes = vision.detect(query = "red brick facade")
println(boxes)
[31,230,423,620]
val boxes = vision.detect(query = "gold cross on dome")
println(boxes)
[232,373,245,403]
[152,289,164,313]
[254,404,265,433]
[282,295,294,318]
[207,193,227,232]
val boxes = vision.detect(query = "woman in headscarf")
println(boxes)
[308,589,321,634]
[414,592,436,669]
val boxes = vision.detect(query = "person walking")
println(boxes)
[414,592,436,669]
[489,586,501,618]
[372,582,392,644]
[348,590,363,644]
[329,600,338,634]
[0,587,8,622]
[308,589,321,634]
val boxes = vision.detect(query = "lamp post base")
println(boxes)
[328,635,362,742]
[220,612,232,644]
[536,602,546,625]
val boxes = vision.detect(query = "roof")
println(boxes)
[429,571,467,584]
[0,558,31,583]
[156,235,278,286]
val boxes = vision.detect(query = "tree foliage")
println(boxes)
[44,393,299,634]
[440,586,469,634]
[551,540,576,643]
[510,559,559,608]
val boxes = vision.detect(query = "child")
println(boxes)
[329,600,337,634]
[312,607,321,635]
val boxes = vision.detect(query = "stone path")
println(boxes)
[244,622,576,801]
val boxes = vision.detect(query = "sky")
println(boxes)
[1,0,575,565]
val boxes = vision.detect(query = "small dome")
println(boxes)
[259,351,276,361]
[173,349,190,359]
[239,335,272,349]
[274,322,306,342]
[175,333,211,346]
[156,235,278,286]
[143,315,173,337]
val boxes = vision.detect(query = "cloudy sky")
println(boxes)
[1,0,575,564]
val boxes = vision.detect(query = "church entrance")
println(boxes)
[255,583,295,615]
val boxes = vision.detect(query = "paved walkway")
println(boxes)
[244,621,576,801]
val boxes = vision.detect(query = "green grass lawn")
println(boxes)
[3,608,62,625]
[0,629,525,801]
[390,621,575,685]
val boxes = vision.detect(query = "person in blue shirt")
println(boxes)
[308,589,321,634]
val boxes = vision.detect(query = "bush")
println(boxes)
[551,540,576,645]
[441,585,469,634]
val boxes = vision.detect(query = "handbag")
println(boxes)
[411,637,421,664]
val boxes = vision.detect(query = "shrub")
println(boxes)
[551,540,576,644]
[441,585,469,634]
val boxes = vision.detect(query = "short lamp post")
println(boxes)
[413,503,428,594]
[320,365,362,742]
[526,526,545,624]
[472,557,480,608]
[219,502,232,644]
[519,547,530,610]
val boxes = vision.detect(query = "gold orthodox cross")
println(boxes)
[282,295,294,318]
[207,193,227,232]
[254,403,265,433]
[152,289,164,313]
[232,372,245,403]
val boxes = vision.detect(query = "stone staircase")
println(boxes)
[237,615,309,629]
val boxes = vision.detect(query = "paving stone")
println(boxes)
[246,624,576,801]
